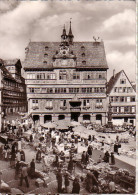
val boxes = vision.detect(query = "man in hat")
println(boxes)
[19,165,29,188]
[56,168,62,193]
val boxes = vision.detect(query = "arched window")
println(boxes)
[81,46,85,49]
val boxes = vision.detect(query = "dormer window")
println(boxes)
[120,79,126,84]
[43,61,47,64]
[81,46,85,50]
[45,46,49,50]
[82,60,86,65]
[44,53,48,57]
[82,53,85,57]
[99,74,102,79]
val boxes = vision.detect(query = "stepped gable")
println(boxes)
[24,41,108,70]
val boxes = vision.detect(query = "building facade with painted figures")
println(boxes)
[0,59,27,130]
[23,23,109,125]
[107,70,136,126]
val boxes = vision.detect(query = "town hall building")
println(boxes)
[23,22,109,125]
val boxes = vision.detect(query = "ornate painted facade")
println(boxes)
[24,24,108,124]
[0,59,27,121]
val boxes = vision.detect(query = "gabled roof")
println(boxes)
[3,58,21,66]
[0,59,24,83]
[24,41,108,70]
[107,70,136,94]
[0,60,15,81]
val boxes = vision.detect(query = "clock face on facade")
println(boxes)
[60,46,69,55]
[53,58,76,67]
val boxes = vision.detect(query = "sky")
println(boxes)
[0,0,135,81]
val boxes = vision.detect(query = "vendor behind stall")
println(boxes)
[68,157,74,174]
[72,177,80,194]
[56,168,63,193]
[86,170,98,193]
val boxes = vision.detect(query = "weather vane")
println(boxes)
[93,36,100,42]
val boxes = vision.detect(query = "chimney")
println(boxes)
[113,69,115,78]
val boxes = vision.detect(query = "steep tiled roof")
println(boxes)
[106,71,122,94]
[0,61,15,80]
[3,59,19,66]
[132,84,136,91]
[24,41,108,69]
[0,59,25,83]
[107,70,136,94]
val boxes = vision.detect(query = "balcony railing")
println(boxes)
[45,106,53,110]
[32,106,39,110]
[82,106,90,110]
[60,106,67,110]
[70,107,81,112]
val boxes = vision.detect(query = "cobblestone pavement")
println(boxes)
[0,142,135,194]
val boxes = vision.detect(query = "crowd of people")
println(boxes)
[0,118,135,194]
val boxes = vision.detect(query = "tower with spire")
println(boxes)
[61,25,69,46]
[68,19,74,45]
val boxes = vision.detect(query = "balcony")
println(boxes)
[32,106,39,110]
[70,106,81,112]
[95,105,103,109]
[45,106,53,110]
[83,106,90,110]
[60,106,67,110]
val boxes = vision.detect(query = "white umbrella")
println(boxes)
[71,121,81,126]
[41,122,56,129]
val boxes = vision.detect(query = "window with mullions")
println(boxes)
[60,100,66,107]
[110,97,114,102]
[114,87,117,92]
[59,70,67,80]
[73,71,80,79]
[47,73,56,80]
[46,100,52,107]
[82,88,86,93]
[47,88,53,93]
[69,88,73,93]
[119,87,123,93]
[96,99,103,108]
[37,73,45,80]
[113,107,117,113]
[120,97,124,102]
[131,96,135,102]
[94,88,99,93]
[42,88,46,93]
[127,87,133,93]
[131,106,135,113]
[115,96,119,102]
[27,73,35,79]
[83,100,89,107]
[124,106,130,113]
[83,99,90,106]
[29,88,34,93]
[32,99,38,107]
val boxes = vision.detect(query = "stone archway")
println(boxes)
[58,115,65,120]
[96,114,102,125]
[44,115,52,123]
